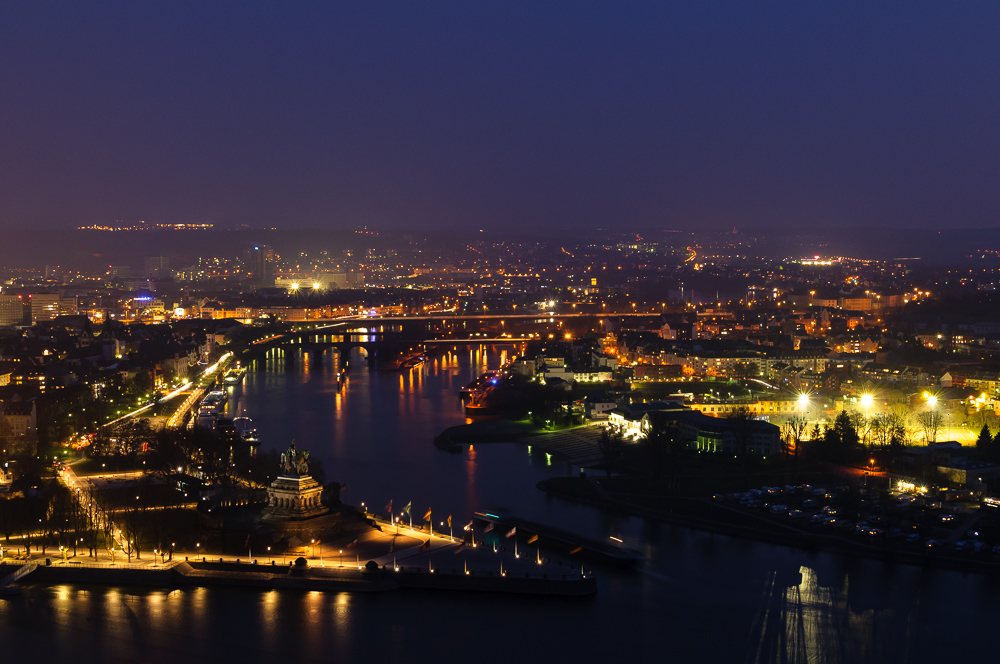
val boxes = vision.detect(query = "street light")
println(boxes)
[861,393,873,424]
[798,393,809,418]
[926,394,939,443]
[860,393,873,412]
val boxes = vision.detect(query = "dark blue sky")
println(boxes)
[2,1,999,233]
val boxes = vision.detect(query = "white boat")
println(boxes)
[198,390,228,417]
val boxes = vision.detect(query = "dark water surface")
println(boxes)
[3,345,993,663]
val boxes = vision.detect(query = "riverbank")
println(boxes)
[538,476,1000,577]
[434,419,537,451]
[1,555,596,597]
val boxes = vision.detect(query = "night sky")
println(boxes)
[2,2,999,233]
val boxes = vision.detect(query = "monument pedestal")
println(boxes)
[261,474,340,540]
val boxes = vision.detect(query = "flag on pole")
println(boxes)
[389,539,395,553]
[424,508,432,521]
[404,502,412,514]
[527,534,539,544]
[505,527,516,539]
[419,539,430,552]
[447,515,452,528]
[484,523,494,533]
[347,537,359,549]
[385,499,392,514]
[245,533,251,549]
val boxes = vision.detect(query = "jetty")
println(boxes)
[474,511,644,567]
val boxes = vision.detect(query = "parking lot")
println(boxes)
[714,482,1000,558]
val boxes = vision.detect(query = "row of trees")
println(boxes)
[0,479,135,559]
[88,422,296,490]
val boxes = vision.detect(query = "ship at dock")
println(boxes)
[223,366,246,384]
[198,390,228,416]
[398,354,426,370]
[459,370,500,396]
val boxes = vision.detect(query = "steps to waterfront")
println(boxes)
[0,563,37,596]
[523,425,606,467]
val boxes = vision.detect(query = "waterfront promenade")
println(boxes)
[0,508,596,596]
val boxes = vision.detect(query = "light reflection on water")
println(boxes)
[5,345,992,663]
[747,563,910,664]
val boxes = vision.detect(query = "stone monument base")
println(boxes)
[261,474,342,541]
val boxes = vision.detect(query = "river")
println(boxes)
[1,344,992,663]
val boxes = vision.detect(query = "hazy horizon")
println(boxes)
[3,2,1000,234]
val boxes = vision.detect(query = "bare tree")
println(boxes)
[781,415,808,457]
[47,482,74,552]
[916,410,941,444]
[870,414,891,448]
[597,424,627,480]
[848,411,871,447]
[118,479,155,561]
